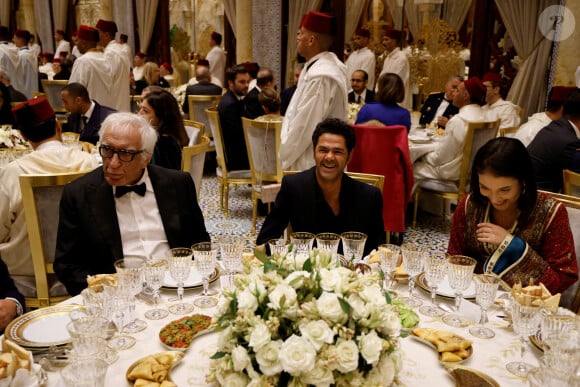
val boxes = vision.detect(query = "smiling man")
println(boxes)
[257,118,385,255]
[54,112,210,296]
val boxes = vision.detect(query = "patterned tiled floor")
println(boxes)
[198,173,451,252]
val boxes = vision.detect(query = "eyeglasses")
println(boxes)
[99,145,143,162]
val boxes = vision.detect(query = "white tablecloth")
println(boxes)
[408,127,439,163]
[43,278,536,386]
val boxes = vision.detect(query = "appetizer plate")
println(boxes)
[162,266,220,290]
[411,329,473,364]
[415,272,476,300]
[126,351,184,386]
[159,314,213,351]
[408,135,432,144]
[444,364,499,387]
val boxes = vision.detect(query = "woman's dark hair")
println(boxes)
[0,83,14,125]
[142,89,189,147]
[376,73,405,105]
[258,87,281,114]
[470,137,537,226]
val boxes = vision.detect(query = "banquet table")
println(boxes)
[407,127,440,163]
[34,274,540,387]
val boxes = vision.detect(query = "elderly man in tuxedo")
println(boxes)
[54,113,210,296]
[419,75,462,128]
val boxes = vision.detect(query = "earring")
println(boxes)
[521,183,526,195]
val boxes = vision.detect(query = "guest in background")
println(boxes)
[0,83,14,125]
[139,89,188,170]
[355,72,410,130]
[245,67,275,119]
[38,52,55,79]
[448,137,577,294]
[419,75,462,128]
[135,62,163,95]
[182,66,223,115]
[481,72,521,130]
[159,62,173,87]
[187,59,222,88]
[378,28,411,109]
[256,87,283,122]
[52,57,72,80]
[54,29,71,58]
[133,52,146,81]
[0,69,26,104]
[280,63,303,116]
[0,257,24,332]
[206,32,226,86]
[12,29,37,99]
[348,69,375,104]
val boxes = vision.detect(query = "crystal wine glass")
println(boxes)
[400,243,425,307]
[506,302,541,377]
[268,238,288,256]
[167,247,195,315]
[316,233,341,265]
[192,242,218,308]
[442,255,477,327]
[341,231,367,265]
[144,258,169,320]
[290,232,315,256]
[378,244,401,291]
[107,292,136,351]
[216,236,244,289]
[469,274,501,338]
[418,252,447,317]
[114,257,147,332]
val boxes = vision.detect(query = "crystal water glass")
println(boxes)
[418,252,447,317]
[216,236,244,289]
[167,248,195,315]
[442,255,476,327]
[316,233,341,265]
[60,358,108,387]
[506,302,541,377]
[378,244,401,291]
[469,274,501,338]
[107,292,136,351]
[144,259,168,320]
[401,243,424,307]
[341,231,367,264]
[114,257,147,332]
[192,242,218,308]
[290,232,315,256]
[268,238,288,256]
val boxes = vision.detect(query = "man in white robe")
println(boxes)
[280,11,348,171]
[96,19,131,112]
[0,27,22,95]
[345,28,376,90]
[481,72,520,130]
[69,26,113,108]
[54,29,71,59]
[0,97,98,292]
[413,77,486,182]
[118,33,134,69]
[378,28,411,109]
[206,32,226,87]
[12,30,37,99]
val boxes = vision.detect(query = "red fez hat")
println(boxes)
[120,33,128,40]
[463,77,486,102]
[52,58,61,64]
[135,52,146,59]
[55,29,65,36]
[96,19,118,34]
[12,97,55,128]
[300,11,335,35]
[72,31,77,37]
[383,28,402,41]
[77,25,99,42]
[14,29,30,41]
[160,62,173,74]
[482,72,502,84]
[243,62,260,74]
[354,28,370,38]
[197,59,210,67]
[549,86,576,102]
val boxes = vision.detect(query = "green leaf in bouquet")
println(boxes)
[303,257,313,272]
[338,296,352,315]
[210,351,226,359]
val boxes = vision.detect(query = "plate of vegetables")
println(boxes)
[159,314,213,351]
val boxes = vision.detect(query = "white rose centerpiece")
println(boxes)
[208,248,403,386]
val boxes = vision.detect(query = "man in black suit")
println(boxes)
[245,67,275,119]
[216,65,250,171]
[54,113,210,296]
[181,66,223,114]
[348,70,375,104]
[419,75,462,128]
[0,257,25,331]
[281,63,303,116]
[61,82,116,144]
[528,88,580,192]
[257,118,385,256]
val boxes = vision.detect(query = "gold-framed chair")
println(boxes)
[242,117,284,234]
[188,95,222,139]
[40,79,68,113]
[412,119,500,227]
[205,108,252,217]
[563,169,580,198]
[181,135,211,199]
[19,171,90,308]
[498,126,519,137]
[183,119,203,146]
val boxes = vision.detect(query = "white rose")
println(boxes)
[358,330,382,365]
[334,339,359,373]
[379,311,401,337]
[301,359,335,386]
[279,335,316,376]
[231,345,251,371]
[247,279,267,302]
[319,269,345,293]
[317,292,348,324]
[237,288,259,313]
[217,327,233,350]
[291,253,309,271]
[346,294,369,320]
[255,340,283,376]
[378,353,396,385]
[222,372,249,387]
[249,322,271,351]
[359,285,386,306]
[299,320,334,351]
[216,294,231,315]
[285,271,309,289]
[268,283,297,310]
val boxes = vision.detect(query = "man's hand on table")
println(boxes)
[0,299,18,330]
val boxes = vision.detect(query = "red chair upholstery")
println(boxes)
[349,124,414,232]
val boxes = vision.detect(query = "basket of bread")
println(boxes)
[126,351,183,387]
[511,281,560,312]
[86,273,118,292]
[411,328,473,363]
[0,338,44,386]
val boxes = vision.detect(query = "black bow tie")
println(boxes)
[115,183,146,198]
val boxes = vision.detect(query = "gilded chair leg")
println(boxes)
[219,179,224,209]
[251,196,258,234]
[224,184,229,218]
[412,189,420,228]
[386,232,390,244]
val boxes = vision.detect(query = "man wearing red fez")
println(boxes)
[207,31,226,86]
[515,86,576,147]
[117,33,134,76]
[345,28,376,89]
[481,72,520,129]
[280,10,348,171]
[12,30,37,99]
[0,97,98,296]
[69,25,113,109]
[54,28,71,58]
[96,19,131,112]
[413,77,486,182]
[379,28,411,109]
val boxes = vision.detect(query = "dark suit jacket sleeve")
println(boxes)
[0,258,25,311]
[256,178,290,246]
[365,186,386,254]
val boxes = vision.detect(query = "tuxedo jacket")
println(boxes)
[244,87,265,119]
[348,89,375,104]
[280,85,296,116]
[419,92,458,126]
[54,165,210,296]
[256,167,385,256]
[64,101,116,144]
[217,90,250,170]
[181,82,223,113]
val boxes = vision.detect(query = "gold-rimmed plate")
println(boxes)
[4,304,79,350]
[444,364,500,387]
[415,272,476,300]
[162,266,220,290]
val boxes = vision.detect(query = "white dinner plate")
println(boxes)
[162,266,220,289]
[408,135,432,144]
